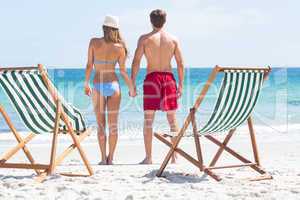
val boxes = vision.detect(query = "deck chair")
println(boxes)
[155,65,273,181]
[0,64,94,181]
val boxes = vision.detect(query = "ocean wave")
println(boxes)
[288,100,300,106]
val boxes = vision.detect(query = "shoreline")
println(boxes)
[35,66,300,69]
[0,122,299,138]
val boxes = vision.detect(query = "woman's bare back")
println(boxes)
[91,38,123,83]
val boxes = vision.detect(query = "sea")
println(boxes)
[0,68,299,138]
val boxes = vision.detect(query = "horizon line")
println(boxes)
[45,65,299,69]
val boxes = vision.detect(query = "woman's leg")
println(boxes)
[92,89,107,164]
[106,89,121,165]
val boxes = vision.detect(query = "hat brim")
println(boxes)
[103,23,119,29]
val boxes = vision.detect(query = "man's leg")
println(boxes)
[140,110,156,164]
[167,110,179,163]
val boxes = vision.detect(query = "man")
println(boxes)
[131,9,184,164]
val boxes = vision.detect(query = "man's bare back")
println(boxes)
[139,30,177,73]
[131,28,184,97]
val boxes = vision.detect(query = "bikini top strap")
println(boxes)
[94,57,118,65]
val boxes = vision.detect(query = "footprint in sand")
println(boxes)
[250,192,261,198]
[82,180,98,184]
[164,193,171,198]
[80,190,90,196]
[227,192,241,198]
[17,183,26,187]
[260,189,268,194]
[125,195,134,200]
[291,189,299,194]
[56,185,68,192]
[39,191,47,195]
[14,195,26,199]
[2,182,12,189]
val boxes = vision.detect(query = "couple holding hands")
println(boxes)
[84,9,184,165]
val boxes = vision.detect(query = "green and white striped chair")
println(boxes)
[0,64,93,181]
[155,65,272,181]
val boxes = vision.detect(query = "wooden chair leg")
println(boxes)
[48,100,61,175]
[156,114,193,177]
[0,133,35,163]
[67,129,94,176]
[209,129,235,167]
[39,69,94,176]
[154,133,221,181]
[55,128,91,166]
[0,106,40,174]
[193,136,204,170]
[0,163,49,169]
[205,135,267,174]
[191,109,204,171]
[247,117,260,166]
[35,128,92,182]
[155,133,201,165]
[156,133,184,177]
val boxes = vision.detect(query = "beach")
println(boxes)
[0,68,299,199]
[1,0,299,198]
[0,124,300,200]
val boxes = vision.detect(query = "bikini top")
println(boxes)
[94,56,118,65]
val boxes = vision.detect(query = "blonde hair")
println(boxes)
[102,25,128,56]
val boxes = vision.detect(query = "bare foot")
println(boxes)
[171,153,178,164]
[171,157,176,164]
[139,157,152,165]
[98,157,107,165]
[107,157,114,165]
[98,160,107,165]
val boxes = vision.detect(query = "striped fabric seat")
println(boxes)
[199,70,264,135]
[0,69,86,134]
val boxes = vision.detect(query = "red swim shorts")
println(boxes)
[143,71,178,111]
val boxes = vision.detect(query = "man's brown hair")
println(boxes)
[150,9,166,28]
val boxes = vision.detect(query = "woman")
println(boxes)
[84,15,135,165]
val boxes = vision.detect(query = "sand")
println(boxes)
[0,125,300,200]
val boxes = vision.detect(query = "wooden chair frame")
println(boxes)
[155,65,273,181]
[0,64,94,182]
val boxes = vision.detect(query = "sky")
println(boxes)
[0,0,299,68]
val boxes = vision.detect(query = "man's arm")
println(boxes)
[131,36,145,86]
[174,39,184,98]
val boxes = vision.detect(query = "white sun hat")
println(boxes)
[103,15,119,29]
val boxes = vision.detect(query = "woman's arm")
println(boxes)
[118,47,135,97]
[84,39,94,96]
